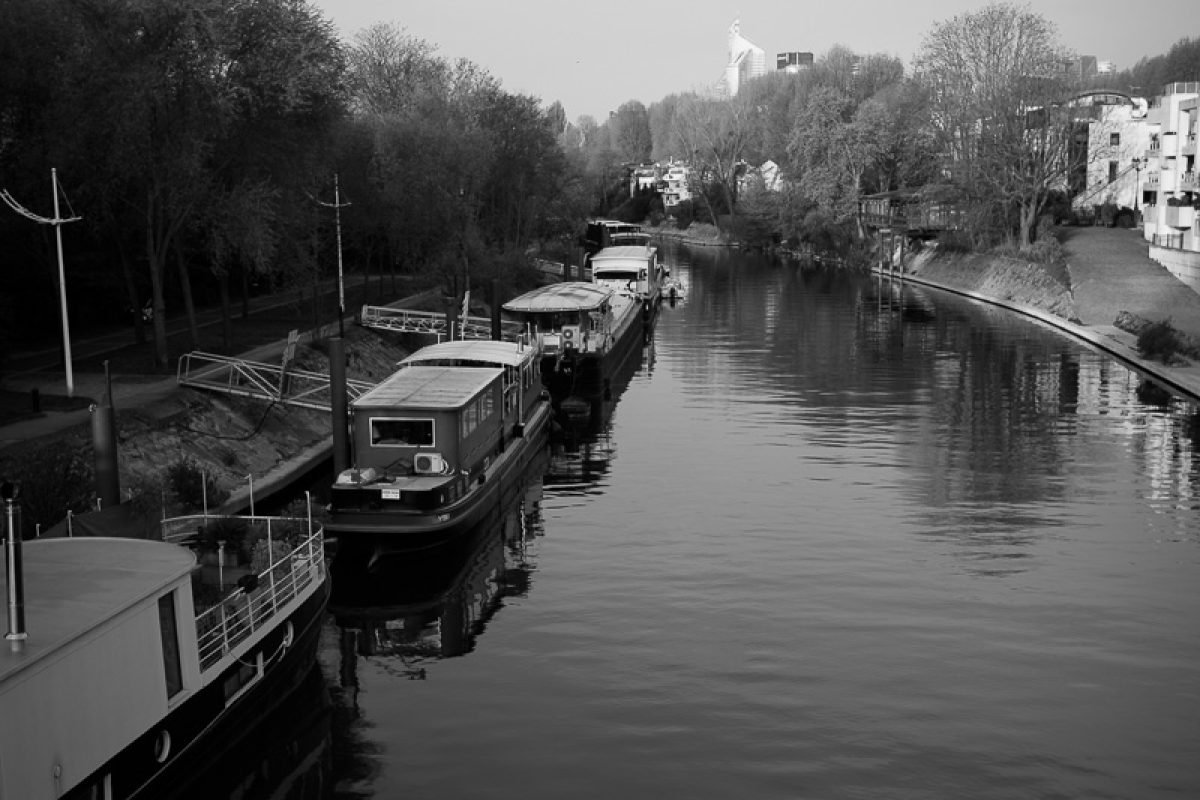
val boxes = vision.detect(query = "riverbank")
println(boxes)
[889,227,1200,402]
[0,325,411,531]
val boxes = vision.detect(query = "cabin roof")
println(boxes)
[590,246,653,267]
[503,282,613,314]
[353,366,500,410]
[1,537,195,683]
[398,339,535,369]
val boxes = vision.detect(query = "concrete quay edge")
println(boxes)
[876,268,1200,404]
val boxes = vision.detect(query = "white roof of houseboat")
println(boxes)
[1,537,195,683]
[590,246,654,268]
[353,365,500,410]
[398,339,535,369]
[502,282,613,313]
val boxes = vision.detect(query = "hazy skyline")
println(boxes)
[312,0,1200,121]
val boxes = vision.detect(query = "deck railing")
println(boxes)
[162,511,327,673]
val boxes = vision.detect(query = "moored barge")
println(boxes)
[0,509,328,800]
[326,338,552,548]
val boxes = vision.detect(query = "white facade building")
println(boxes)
[659,162,692,212]
[1142,83,1199,288]
[725,19,766,98]
[1074,83,1199,289]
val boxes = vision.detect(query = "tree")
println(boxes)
[671,92,756,227]
[915,2,1078,248]
[611,100,651,164]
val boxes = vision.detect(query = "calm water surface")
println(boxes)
[316,244,1200,799]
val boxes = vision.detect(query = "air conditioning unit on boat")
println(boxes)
[413,453,447,475]
[561,325,580,349]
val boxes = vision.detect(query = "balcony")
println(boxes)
[1164,204,1196,229]
[1182,171,1198,191]
[1184,132,1197,156]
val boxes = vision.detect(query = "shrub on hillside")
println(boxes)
[167,457,228,512]
[673,199,695,229]
[1137,319,1183,363]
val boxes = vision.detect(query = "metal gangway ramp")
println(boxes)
[177,351,375,411]
[359,304,528,342]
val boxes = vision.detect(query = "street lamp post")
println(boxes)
[315,175,351,338]
[1,170,81,396]
[1131,157,1146,212]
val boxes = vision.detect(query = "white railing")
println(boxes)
[161,511,326,673]
[359,304,528,342]
[177,351,373,410]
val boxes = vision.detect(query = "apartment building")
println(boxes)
[1075,83,1199,287]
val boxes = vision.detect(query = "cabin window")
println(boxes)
[460,390,497,438]
[370,417,434,447]
[158,593,183,699]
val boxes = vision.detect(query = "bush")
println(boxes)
[673,199,695,229]
[1137,319,1183,363]
[197,515,248,555]
[166,457,228,512]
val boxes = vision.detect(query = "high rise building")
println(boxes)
[726,19,766,97]
[777,52,814,73]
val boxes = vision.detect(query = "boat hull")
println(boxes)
[325,401,553,550]
[541,296,656,398]
[67,577,330,800]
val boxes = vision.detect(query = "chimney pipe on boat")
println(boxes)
[3,480,27,646]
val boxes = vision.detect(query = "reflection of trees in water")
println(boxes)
[670,241,1200,570]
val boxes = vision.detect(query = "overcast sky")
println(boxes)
[311,0,1200,121]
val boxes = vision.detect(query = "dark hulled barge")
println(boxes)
[326,339,552,548]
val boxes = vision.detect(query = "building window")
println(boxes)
[1108,161,1118,183]
[158,593,183,699]
[1109,132,1120,146]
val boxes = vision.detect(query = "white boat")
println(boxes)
[502,281,646,396]
[0,507,328,800]
[582,219,668,305]
[325,338,553,547]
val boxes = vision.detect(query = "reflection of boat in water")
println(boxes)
[326,338,552,550]
[330,449,547,675]
[0,500,328,800]
[155,664,331,800]
[546,335,652,492]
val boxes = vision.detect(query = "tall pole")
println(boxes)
[1,173,80,396]
[334,173,346,338]
[51,170,75,396]
[314,175,351,338]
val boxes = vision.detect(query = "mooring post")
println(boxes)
[490,279,502,341]
[91,360,121,509]
[330,337,350,476]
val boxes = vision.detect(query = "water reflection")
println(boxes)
[546,331,655,495]
[329,453,547,681]
[163,665,332,800]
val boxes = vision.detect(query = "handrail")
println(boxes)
[359,304,528,342]
[179,516,326,673]
[177,351,373,410]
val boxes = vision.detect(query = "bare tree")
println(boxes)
[671,92,757,227]
[915,2,1080,247]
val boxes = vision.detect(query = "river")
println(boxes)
[196,242,1200,799]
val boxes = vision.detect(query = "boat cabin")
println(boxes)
[501,282,617,359]
[588,244,665,303]
[582,219,650,254]
[342,366,504,508]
